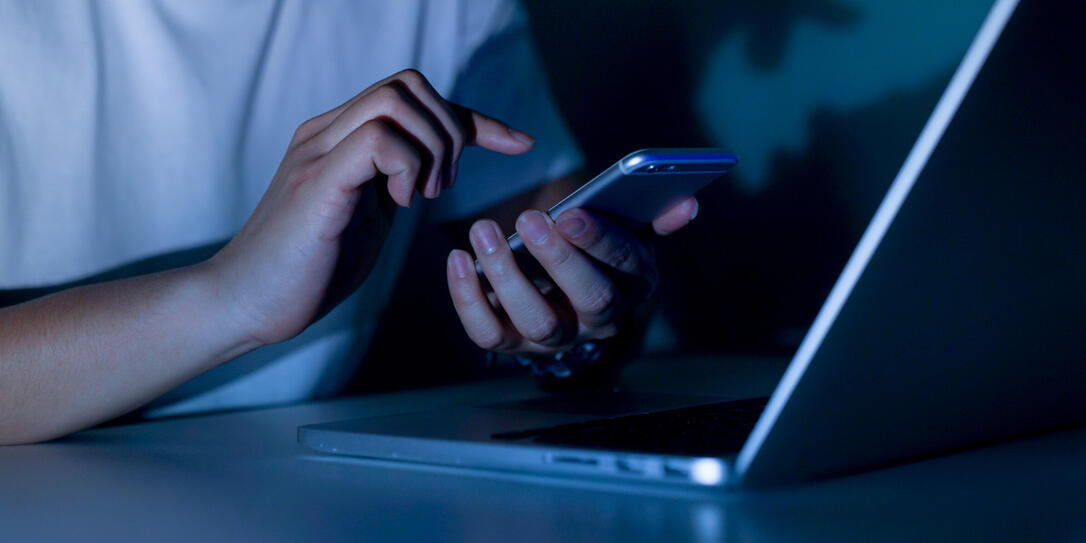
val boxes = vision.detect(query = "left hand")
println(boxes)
[447,196,699,354]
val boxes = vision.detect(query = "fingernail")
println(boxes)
[557,216,587,239]
[518,210,550,244]
[508,127,534,145]
[450,251,470,279]
[472,222,501,255]
[689,199,699,220]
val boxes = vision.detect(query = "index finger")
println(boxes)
[450,103,536,155]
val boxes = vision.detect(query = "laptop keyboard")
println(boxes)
[492,397,769,456]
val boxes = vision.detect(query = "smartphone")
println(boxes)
[474,148,736,274]
[506,148,736,252]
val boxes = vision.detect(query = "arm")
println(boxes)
[0,264,254,445]
[0,69,532,445]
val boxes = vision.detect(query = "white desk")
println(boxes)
[3,357,1083,542]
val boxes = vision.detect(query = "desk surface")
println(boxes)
[3,356,1085,542]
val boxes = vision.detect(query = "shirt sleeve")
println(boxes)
[427,0,584,223]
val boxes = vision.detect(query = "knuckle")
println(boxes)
[580,285,616,317]
[482,257,511,279]
[454,294,486,318]
[291,117,320,144]
[385,143,421,175]
[549,244,576,269]
[473,328,506,351]
[314,189,358,221]
[524,314,561,344]
[450,141,464,166]
[358,120,387,144]
[449,125,465,150]
[445,113,466,155]
[403,152,422,177]
[607,240,636,270]
[431,146,446,170]
[295,132,333,158]
[449,280,473,303]
[570,215,603,248]
[369,85,402,108]
[397,68,425,85]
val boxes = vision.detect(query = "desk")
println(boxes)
[3,357,1084,542]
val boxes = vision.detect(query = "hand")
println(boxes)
[209,69,535,345]
[447,197,699,355]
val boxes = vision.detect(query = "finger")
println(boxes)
[294,70,532,180]
[320,84,448,199]
[516,210,620,334]
[447,249,521,351]
[449,103,535,156]
[317,119,422,208]
[289,88,381,148]
[470,220,572,347]
[384,70,467,189]
[652,196,699,236]
[290,70,426,146]
[554,208,654,278]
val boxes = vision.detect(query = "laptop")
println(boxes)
[299,0,1086,489]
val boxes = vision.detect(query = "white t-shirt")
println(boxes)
[0,0,582,416]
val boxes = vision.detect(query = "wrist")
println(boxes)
[528,316,649,392]
[513,340,610,378]
[186,259,266,360]
[490,335,633,393]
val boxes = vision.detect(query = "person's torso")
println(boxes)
[0,0,507,415]
[0,0,490,286]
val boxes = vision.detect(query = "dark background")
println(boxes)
[352,0,992,391]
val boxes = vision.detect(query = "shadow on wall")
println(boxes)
[522,0,990,354]
[355,0,992,392]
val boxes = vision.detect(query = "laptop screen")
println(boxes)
[739,0,1086,486]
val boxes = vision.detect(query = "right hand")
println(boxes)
[208,69,535,346]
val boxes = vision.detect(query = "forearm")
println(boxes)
[0,261,259,445]
[0,68,535,446]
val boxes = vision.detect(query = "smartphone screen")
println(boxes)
[504,148,736,253]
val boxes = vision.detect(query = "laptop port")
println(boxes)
[547,454,599,466]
